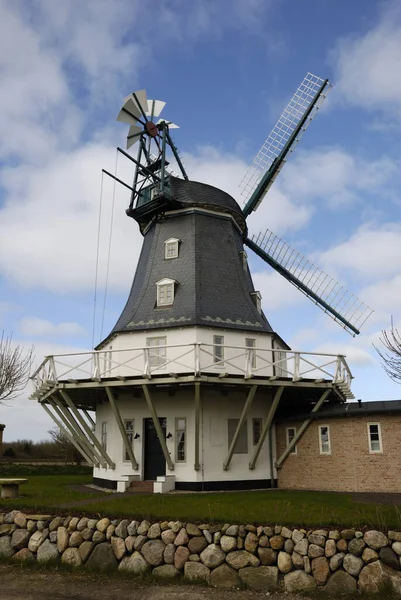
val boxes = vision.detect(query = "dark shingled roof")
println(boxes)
[99,179,275,344]
[277,400,401,422]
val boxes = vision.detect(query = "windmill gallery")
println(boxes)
[30,74,401,494]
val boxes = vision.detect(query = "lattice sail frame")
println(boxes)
[250,229,374,335]
[240,73,330,204]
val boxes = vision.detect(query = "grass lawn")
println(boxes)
[1,465,401,528]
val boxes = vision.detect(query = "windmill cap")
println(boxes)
[169,176,247,234]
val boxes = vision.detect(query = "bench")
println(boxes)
[0,478,28,499]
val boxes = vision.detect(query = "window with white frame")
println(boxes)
[156,278,176,306]
[252,418,262,445]
[286,427,297,454]
[164,238,180,259]
[123,419,134,461]
[101,422,107,451]
[228,418,248,454]
[368,423,382,453]
[175,418,186,462]
[146,336,167,368]
[250,291,262,314]
[318,425,331,455]
[245,338,256,369]
[213,335,224,365]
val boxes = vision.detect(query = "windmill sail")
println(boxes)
[246,229,373,336]
[241,73,331,218]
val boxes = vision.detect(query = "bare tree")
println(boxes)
[375,318,401,383]
[0,332,34,404]
[48,427,83,464]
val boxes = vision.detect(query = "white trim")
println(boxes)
[164,238,180,260]
[175,417,187,463]
[156,278,176,306]
[318,424,331,455]
[123,418,135,462]
[286,426,297,455]
[213,335,225,366]
[367,422,383,454]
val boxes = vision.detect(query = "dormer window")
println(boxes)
[164,238,180,259]
[239,250,248,271]
[156,278,176,306]
[250,291,262,314]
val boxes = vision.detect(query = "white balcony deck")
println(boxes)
[30,343,354,401]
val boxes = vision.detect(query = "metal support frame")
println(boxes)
[223,385,258,471]
[59,390,115,469]
[165,129,188,180]
[49,396,102,466]
[142,384,174,471]
[249,386,284,470]
[105,387,139,470]
[83,410,95,429]
[275,388,331,468]
[194,382,201,471]
[42,402,95,466]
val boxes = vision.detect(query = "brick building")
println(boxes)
[276,401,401,493]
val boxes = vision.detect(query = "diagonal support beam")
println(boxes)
[105,386,139,470]
[194,382,201,471]
[142,384,174,472]
[223,385,258,470]
[249,386,284,470]
[59,390,115,469]
[276,388,331,469]
[42,402,95,466]
[50,396,103,466]
[83,409,96,429]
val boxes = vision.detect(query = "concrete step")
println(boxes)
[127,481,154,493]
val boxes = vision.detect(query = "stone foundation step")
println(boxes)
[127,480,154,493]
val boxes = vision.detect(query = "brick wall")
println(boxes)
[276,414,401,493]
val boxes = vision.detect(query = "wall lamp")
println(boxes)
[166,432,173,439]
[134,433,140,440]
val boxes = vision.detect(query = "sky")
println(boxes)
[1,0,401,441]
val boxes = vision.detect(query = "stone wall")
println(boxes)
[276,414,401,493]
[1,510,401,595]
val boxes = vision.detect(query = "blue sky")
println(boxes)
[1,0,401,440]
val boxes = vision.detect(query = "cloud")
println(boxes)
[331,4,401,119]
[253,270,307,311]
[19,318,84,337]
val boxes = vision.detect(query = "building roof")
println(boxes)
[277,399,401,422]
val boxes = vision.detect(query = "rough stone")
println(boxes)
[364,530,388,550]
[164,543,175,564]
[79,541,94,563]
[210,564,240,589]
[200,544,226,569]
[380,546,400,570]
[237,537,244,550]
[119,551,149,575]
[218,535,235,553]
[304,556,311,574]
[12,548,34,562]
[49,532,57,543]
[37,540,59,563]
[244,532,258,553]
[292,529,305,544]
[188,536,207,554]
[153,564,179,579]
[147,523,161,540]
[28,529,48,552]
[329,552,345,571]
[225,525,238,537]
[11,529,30,550]
[37,521,46,532]
[106,524,115,541]
[170,521,182,533]
[241,566,279,591]
[26,521,36,533]
[161,529,176,544]
[278,550,293,573]
[115,519,128,539]
[213,531,221,544]
[284,539,294,554]
[359,560,401,595]
[203,530,212,544]
[141,539,165,566]
[259,535,269,547]
[281,526,292,539]
[312,556,330,585]
[96,518,110,534]
[174,545,190,570]
[324,570,357,595]
[87,519,98,530]
[184,561,210,582]
[134,535,147,551]
[362,547,379,564]
[14,513,27,529]
[86,542,118,570]
[125,536,136,553]
[270,535,285,550]
[336,538,348,552]
[57,527,69,553]
[4,510,20,524]
[69,531,83,547]
[393,542,401,556]
[62,547,82,566]
[389,531,401,542]
[274,525,282,535]
[111,536,126,560]
[329,530,341,540]
[355,530,363,539]
[0,536,14,558]
[343,553,364,576]
[247,524,258,533]
[127,520,138,536]
[77,517,89,532]
[341,529,355,540]
[292,551,304,569]
[258,547,277,566]
[226,550,260,569]
[325,539,337,558]
[137,520,151,535]
[174,527,189,546]
[49,517,64,532]
[348,537,366,556]
[92,531,105,544]
[0,524,16,535]
[186,523,201,537]
[308,534,326,547]
[81,528,93,541]
[308,543,324,558]
[284,570,317,593]
[294,538,309,556]
[263,526,273,537]
[160,521,169,531]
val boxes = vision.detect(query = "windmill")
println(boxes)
[109,74,372,336]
